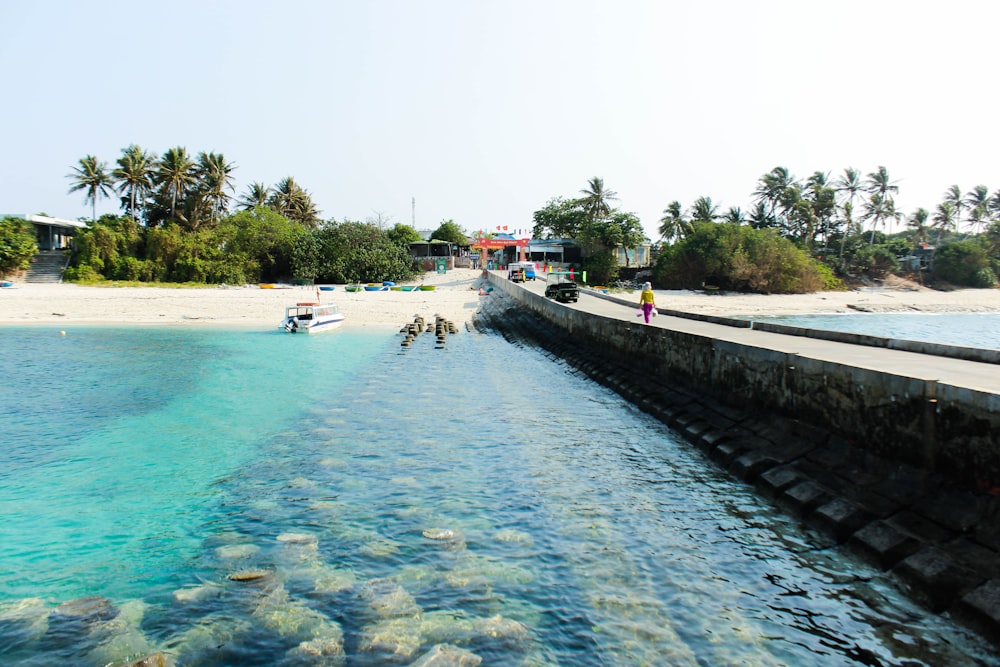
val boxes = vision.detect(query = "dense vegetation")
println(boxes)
[531,178,645,285]
[0,217,38,277]
[654,222,838,293]
[652,166,1000,291]
[64,211,419,285]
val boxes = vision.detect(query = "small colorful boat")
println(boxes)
[318,285,335,291]
[419,285,436,291]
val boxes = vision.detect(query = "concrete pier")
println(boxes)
[479,272,1000,641]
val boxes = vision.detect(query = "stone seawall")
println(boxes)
[479,275,1000,642]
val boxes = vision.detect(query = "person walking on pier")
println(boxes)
[638,282,657,323]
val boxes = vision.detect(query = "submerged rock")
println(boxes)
[282,636,346,667]
[160,616,250,664]
[356,578,421,620]
[0,597,50,650]
[229,568,272,582]
[493,529,533,545]
[215,543,260,560]
[409,643,483,666]
[122,653,169,667]
[53,596,118,620]
[172,582,224,603]
[357,617,423,663]
[253,585,344,647]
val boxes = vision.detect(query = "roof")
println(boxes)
[4,214,88,230]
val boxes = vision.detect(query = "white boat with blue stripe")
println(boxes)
[281,302,345,334]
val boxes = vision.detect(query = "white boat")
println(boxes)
[281,302,345,334]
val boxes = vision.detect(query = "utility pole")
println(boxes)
[411,197,415,227]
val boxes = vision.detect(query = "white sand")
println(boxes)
[2,270,998,329]
[0,269,491,330]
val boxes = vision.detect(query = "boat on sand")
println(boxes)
[280,302,345,334]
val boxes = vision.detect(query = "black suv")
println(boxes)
[544,272,579,303]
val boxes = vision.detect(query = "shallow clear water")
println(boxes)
[0,324,996,665]
[751,312,1000,350]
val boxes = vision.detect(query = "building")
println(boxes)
[3,214,86,251]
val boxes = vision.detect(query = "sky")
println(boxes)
[2,0,998,241]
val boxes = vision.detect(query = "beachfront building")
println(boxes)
[3,214,86,250]
[615,244,653,268]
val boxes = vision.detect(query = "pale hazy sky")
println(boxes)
[2,1,997,240]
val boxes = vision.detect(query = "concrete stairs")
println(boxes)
[25,250,69,283]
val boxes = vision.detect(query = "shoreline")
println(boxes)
[2,270,999,327]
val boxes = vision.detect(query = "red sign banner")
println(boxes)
[474,237,529,249]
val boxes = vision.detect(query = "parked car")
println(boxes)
[544,271,579,303]
[508,262,536,282]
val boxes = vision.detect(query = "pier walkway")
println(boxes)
[522,280,1000,394]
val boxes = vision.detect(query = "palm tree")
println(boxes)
[748,201,771,229]
[156,147,196,221]
[907,208,930,248]
[834,168,863,254]
[269,177,321,226]
[657,200,688,243]
[67,154,114,222]
[576,177,618,221]
[943,185,964,233]
[239,182,271,210]
[990,189,1000,222]
[753,166,794,223]
[932,201,957,243]
[863,166,899,235]
[689,196,719,223]
[112,144,155,222]
[723,206,745,224]
[195,151,236,225]
[964,184,990,233]
[863,193,900,244]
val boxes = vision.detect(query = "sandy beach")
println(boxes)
[2,270,999,328]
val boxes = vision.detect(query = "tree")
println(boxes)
[0,216,39,276]
[863,166,899,237]
[532,197,587,239]
[156,147,196,222]
[657,201,690,243]
[68,155,114,222]
[386,223,423,246]
[862,193,901,245]
[689,196,719,223]
[112,144,155,222]
[964,184,990,233]
[932,202,957,243]
[653,221,832,293]
[943,185,964,233]
[238,182,271,210]
[722,206,746,225]
[315,220,415,284]
[269,177,320,227]
[907,208,931,251]
[576,177,618,221]
[430,219,467,245]
[833,168,863,256]
[195,151,236,226]
[753,166,794,225]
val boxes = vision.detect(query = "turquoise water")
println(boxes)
[0,324,996,665]
[751,312,1000,350]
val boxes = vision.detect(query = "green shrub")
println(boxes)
[653,222,829,293]
[0,217,38,276]
[934,240,994,287]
